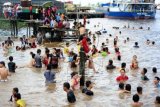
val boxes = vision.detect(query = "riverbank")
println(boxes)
[0,17,26,30]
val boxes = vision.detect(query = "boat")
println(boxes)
[96,0,156,19]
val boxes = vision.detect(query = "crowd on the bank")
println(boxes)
[0,21,160,107]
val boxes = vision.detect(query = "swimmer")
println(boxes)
[34,49,42,68]
[115,47,121,61]
[116,69,128,83]
[9,87,20,102]
[148,27,150,30]
[82,80,94,96]
[106,39,109,44]
[8,56,17,73]
[109,34,112,37]
[88,56,97,73]
[118,83,125,93]
[154,77,160,88]
[124,84,131,93]
[155,96,160,105]
[146,39,150,45]
[137,86,143,96]
[127,37,130,41]
[152,67,157,74]
[131,94,143,107]
[134,42,139,48]
[0,61,11,81]
[119,31,121,34]
[141,68,149,81]
[44,64,56,83]
[70,72,80,90]
[130,55,139,70]
[152,41,155,45]
[14,93,26,107]
[106,60,116,70]
[63,82,76,103]
[124,40,126,44]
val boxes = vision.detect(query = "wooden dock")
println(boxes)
[66,12,104,19]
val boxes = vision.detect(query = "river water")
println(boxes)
[0,10,160,107]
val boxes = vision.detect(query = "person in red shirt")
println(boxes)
[81,36,90,54]
[116,69,128,83]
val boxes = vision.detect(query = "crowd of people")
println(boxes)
[0,20,160,107]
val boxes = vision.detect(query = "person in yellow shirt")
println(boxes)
[14,93,26,107]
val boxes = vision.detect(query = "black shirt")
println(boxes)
[82,88,94,96]
[67,90,76,103]
[106,65,116,70]
[8,62,16,73]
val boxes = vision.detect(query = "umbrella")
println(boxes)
[42,1,53,8]
[3,2,12,6]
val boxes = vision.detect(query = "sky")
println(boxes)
[59,0,160,6]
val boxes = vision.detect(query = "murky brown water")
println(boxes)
[0,11,160,107]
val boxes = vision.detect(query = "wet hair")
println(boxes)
[125,84,131,91]
[86,80,92,88]
[109,60,113,65]
[115,47,119,53]
[63,82,70,89]
[156,96,160,104]
[152,67,157,73]
[117,55,121,61]
[14,93,21,100]
[9,56,13,62]
[143,68,147,74]
[152,41,155,45]
[0,61,5,67]
[155,77,160,81]
[119,83,124,90]
[47,64,52,70]
[121,62,126,69]
[133,94,139,102]
[135,42,138,46]
[71,72,78,78]
[127,37,129,41]
[137,86,142,94]
[32,54,35,59]
[37,49,41,54]
[13,87,19,93]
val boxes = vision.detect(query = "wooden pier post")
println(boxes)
[79,47,87,86]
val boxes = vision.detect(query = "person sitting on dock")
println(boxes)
[79,25,86,36]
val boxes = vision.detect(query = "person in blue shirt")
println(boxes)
[44,64,56,83]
